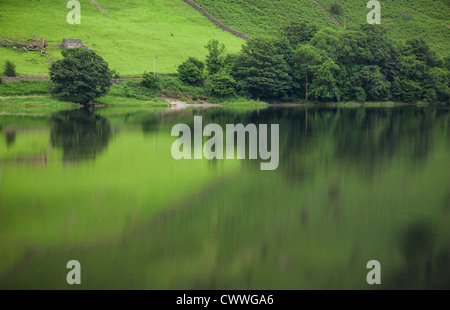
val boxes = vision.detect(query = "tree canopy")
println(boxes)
[49,48,113,105]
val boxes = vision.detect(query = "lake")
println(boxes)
[0,104,449,289]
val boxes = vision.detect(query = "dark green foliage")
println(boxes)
[222,53,237,72]
[231,38,292,100]
[173,29,448,104]
[141,72,159,90]
[294,44,340,101]
[4,60,17,77]
[330,1,343,15]
[278,21,317,49]
[308,27,448,103]
[49,48,113,105]
[358,66,391,101]
[404,39,441,68]
[0,75,2,84]
[426,67,450,103]
[177,57,205,86]
[208,72,236,97]
[205,39,225,75]
[392,79,423,103]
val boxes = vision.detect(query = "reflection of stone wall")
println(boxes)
[183,0,250,40]
[55,39,92,49]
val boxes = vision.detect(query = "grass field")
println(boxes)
[0,0,245,76]
[0,0,448,76]
[196,0,450,57]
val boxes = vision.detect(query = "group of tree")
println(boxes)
[47,22,449,105]
[177,22,449,104]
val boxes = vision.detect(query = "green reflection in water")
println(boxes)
[0,106,449,289]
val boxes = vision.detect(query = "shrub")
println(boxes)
[108,79,158,100]
[0,75,2,84]
[330,1,343,15]
[278,21,317,48]
[0,80,48,96]
[141,72,159,89]
[111,69,120,79]
[177,57,205,86]
[205,39,225,75]
[4,60,17,77]
[209,72,236,97]
[49,48,113,105]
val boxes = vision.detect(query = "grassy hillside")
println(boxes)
[0,0,244,76]
[196,0,450,57]
[0,0,448,77]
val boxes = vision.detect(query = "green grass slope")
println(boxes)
[0,0,245,76]
[195,0,450,57]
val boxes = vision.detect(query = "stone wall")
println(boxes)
[183,0,250,40]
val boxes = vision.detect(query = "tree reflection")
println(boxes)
[50,109,112,162]
[3,127,16,148]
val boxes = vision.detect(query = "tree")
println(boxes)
[205,39,225,75]
[141,72,159,90]
[294,44,340,100]
[177,57,205,86]
[231,38,291,100]
[49,48,113,105]
[330,1,343,15]
[310,28,341,58]
[4,60,17,77]
[278,21,317,49]
[208,72,236,97]
[426,67,450,103]
[404,39,441,68]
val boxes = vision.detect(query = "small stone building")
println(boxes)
[55,39,92,50]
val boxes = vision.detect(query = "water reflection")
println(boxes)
[50,109,112,162]
[0,106,449,289]
[3,127,16,147]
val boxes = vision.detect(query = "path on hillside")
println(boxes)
[91,0,114,18]
[311,0,343,27]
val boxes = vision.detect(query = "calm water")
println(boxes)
[0,105,449,289]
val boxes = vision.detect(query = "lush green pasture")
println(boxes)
[0,0,245,76]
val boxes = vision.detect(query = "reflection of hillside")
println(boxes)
[0,153,48,167]
[0,126,49,167]
[50,109,112,162]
